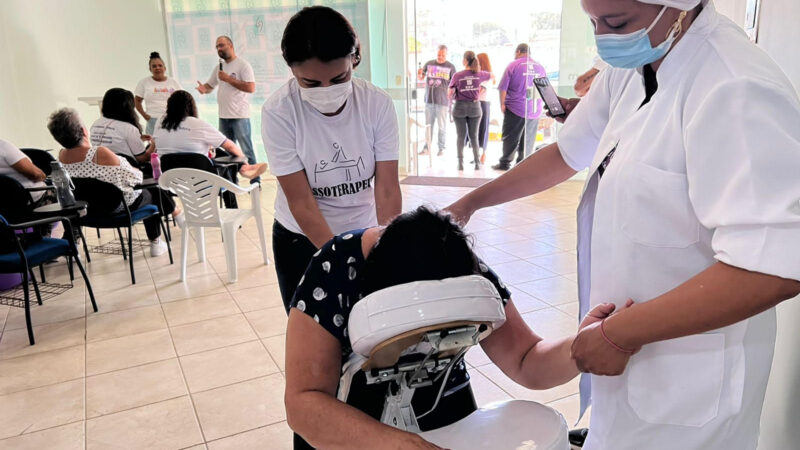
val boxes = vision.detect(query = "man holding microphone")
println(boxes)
[196,35,260,182]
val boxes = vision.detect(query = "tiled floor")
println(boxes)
[0,178,589,449]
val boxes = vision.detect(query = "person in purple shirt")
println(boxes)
[449,51,492,171]
[492,43,547,171]
[417,45,457,157]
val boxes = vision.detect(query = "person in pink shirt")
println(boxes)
[492,43,546,171]
[449,51,492,171]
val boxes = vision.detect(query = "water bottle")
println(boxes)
[50,161,76,207]
[150,152,162,180]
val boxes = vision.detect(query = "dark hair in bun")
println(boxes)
[150,51,161,60]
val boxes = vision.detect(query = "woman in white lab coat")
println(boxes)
[447,0,800,449]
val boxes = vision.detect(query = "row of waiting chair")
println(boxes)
[0,149,268,346]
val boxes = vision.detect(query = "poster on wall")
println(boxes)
[163,0,370,161]
[744,0,761,42]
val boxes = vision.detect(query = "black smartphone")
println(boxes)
[219,60,223,71]
[533,76,566,117]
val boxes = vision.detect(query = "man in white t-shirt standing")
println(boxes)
[195,35,259,182]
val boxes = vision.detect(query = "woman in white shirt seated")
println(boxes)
[152,90,265,180]
[0,138,52,206]
[135,51,182,135]
[48,108,181,257]
[90,88,152,164]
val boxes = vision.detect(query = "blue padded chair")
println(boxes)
[0,214,97,345]
[72,178,172,284]
[0,174,73,286]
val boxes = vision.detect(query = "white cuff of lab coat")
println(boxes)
[713,224,800,282]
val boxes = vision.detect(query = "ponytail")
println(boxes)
[464,51,479,73]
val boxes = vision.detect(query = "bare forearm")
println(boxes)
[514,337,577,389]
[289,203,335,248]
[608,262,800,349]
[228,78,255,93]
[287,392,422,450]
[376,185,401,225]
[464,143,575,211]
[134,98,148,119]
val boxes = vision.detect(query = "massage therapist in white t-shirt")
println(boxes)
[134,52,181,135]
[262,6,402,312]
[195,36,260,183]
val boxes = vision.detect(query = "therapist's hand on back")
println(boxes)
[571,299,639,376]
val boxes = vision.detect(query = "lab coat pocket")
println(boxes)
[627,333,725,427]
[621,162,700,248]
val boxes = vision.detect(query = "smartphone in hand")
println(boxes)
[533,77,566,118]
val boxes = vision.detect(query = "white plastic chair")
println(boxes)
[158,168,269,283]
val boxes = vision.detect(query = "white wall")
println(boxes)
[714,1,800,449]
[0,0,169,149]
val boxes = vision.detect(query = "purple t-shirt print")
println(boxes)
[449,70,492,102]
[498,57,547,119]
[422,60,456,106]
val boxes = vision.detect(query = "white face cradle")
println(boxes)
[348,275,507,359]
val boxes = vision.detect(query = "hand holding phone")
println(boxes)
[533,77,566,117]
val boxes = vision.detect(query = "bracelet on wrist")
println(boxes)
[600,319,635,354]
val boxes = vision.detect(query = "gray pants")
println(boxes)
[498,110,539,167]
[453,101,482,164]
[425,103,449,151]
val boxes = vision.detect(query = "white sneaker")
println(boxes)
[150,238,168,257]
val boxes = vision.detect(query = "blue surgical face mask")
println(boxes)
[595,7,685,69]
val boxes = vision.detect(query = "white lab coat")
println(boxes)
[557,2,800,449]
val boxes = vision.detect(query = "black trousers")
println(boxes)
[465,100,491,151]
[498,109,538,167]
[272,220,317,313]
[453,101,482,164]
[129,188,176,240]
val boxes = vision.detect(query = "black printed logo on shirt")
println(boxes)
[311,142,371,198]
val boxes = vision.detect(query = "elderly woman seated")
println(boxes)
[285,207,617,449]
[47,108,181,257]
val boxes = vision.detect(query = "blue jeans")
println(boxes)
[424,103,449,152]
[219,118,258,182]
[145,117,159,135]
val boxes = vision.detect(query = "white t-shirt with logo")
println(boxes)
[90,117,147,159]
[152,116,227,156]
[0,139,46,200]
[261,77,399,236]
[207,57,255,119]
[134,77,182,117]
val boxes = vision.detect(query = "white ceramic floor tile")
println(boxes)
[0,345,84,395]
[86,359,187,418]
[0,421,84,450]
[192,374,286,441]
[86,396,203,450]
[86,328,176,376]
[180,341,279,393]
[0,379,84,440]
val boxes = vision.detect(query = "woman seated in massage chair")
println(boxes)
[285,206,620,449]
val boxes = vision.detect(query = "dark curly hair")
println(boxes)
[160,90,197,132]
[361,206,480,296]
